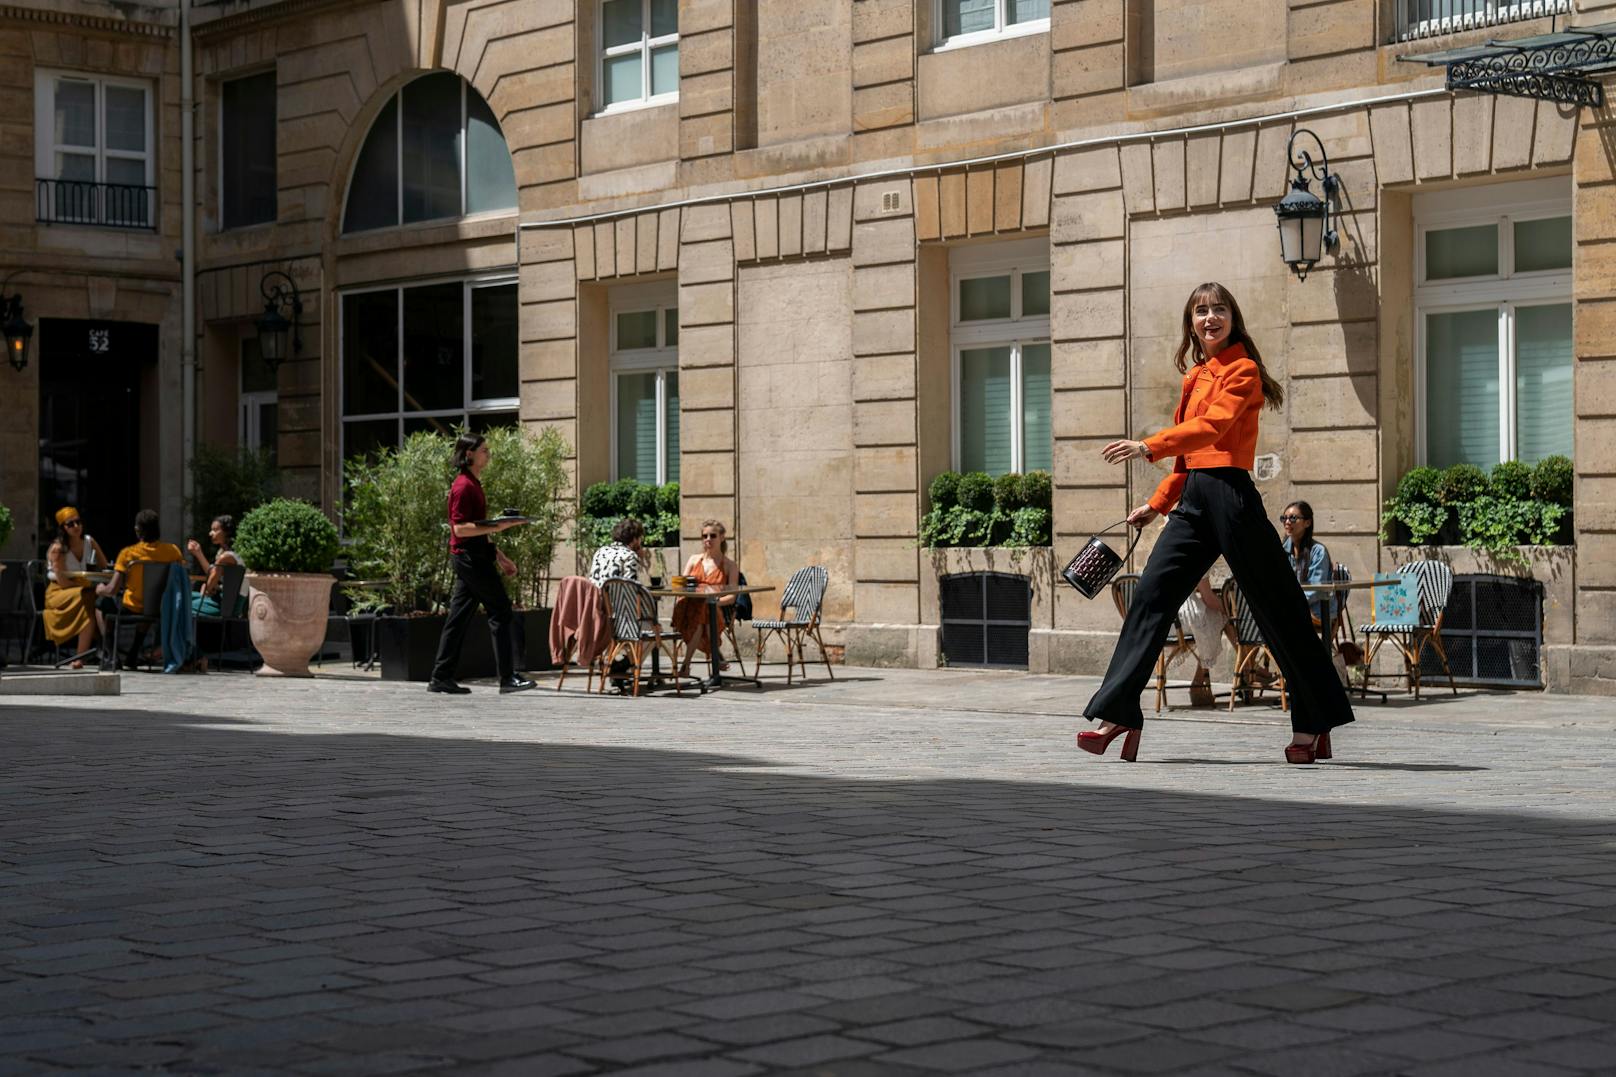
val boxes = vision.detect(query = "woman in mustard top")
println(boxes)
[1079,283,1354,764]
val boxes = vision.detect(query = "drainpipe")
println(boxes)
[180,0,196,511]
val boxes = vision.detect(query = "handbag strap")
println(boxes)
[1096,518,1143,562]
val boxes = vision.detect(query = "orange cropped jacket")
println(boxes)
[1141,343,1265,515]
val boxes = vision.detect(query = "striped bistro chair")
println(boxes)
[752,566,833,685]
[1361,560,1458,699]
[1108,572,1199,713]
[1222,579,1286,711]
[600,578,683,697]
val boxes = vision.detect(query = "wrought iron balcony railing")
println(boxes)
[1395,0,1574,42]
[36,178,157,230]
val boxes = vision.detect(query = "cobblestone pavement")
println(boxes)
[4,667,1616,1076]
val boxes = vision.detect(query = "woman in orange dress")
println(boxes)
[673,519,739,677]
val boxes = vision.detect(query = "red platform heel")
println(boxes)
[1077,724,1142,762]
[1285,732,1332,764]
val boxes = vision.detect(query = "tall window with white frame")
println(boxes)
[936,0,1050,48]
[33,70,154,228]
[610,291,680,485]
[340,277,520,463]
[1415,180,1572,469]
[952,239,1052,476]
[599,0,679,110]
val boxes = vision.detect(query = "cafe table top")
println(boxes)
[1308,579,1397,592]
[647,584,775,600]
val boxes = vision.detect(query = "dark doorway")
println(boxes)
[38,319,159,547]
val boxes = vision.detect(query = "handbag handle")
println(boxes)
[1096,518,1144,562]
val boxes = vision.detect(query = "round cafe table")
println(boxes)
[648,583,776,691]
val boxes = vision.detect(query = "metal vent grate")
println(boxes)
[1418,574,1543,687]
[940,572,1030,669]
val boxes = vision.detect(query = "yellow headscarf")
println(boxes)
[55,506,79,526]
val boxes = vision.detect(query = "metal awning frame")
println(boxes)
[1401,21,1616,107]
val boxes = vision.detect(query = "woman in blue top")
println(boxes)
[1279,500,1332,627]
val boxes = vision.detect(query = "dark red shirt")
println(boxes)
[447,472,488,554]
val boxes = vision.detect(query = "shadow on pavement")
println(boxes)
[2,706,1612,1076]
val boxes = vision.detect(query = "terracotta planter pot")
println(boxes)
[246,572,335,677]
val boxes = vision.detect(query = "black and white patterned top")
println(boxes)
[588,543,644,588]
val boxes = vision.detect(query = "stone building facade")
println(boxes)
[2,0,1612,692]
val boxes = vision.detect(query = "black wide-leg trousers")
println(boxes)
[431,549,515,684]
[1082,467,1355,735]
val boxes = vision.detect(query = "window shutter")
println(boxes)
[1515,303,1572,463]
[1021,343,1052,473]
[1425,309,1499,468]
[960,346,1013,475]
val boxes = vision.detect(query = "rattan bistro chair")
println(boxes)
[1222,578,1286,711]
[600,578,683,697]
[1360,560,1458,699]
[752,566,833,685]
[1108,572,1200,713]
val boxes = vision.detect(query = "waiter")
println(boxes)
[429,433,536,695]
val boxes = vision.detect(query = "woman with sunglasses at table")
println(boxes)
[1279,500,1333,629]
[1080,282,1354,764]
[43,506,109,667]
[673,519,739,678]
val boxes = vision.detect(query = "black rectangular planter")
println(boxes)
[377,608,553,682]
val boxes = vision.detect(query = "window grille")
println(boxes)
[940,572,1030,668]
[1418,573,1543,687]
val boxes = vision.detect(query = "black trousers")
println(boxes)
[1083,468,1355,735]
[431,550,514,684]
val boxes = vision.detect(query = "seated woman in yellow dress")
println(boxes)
[673,519,739,677]
[187,515,247,617]
[43,506,109,668]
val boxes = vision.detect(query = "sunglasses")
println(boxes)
[701,532,721,539]
[1279,514,1307,524]
[63,519,83,528]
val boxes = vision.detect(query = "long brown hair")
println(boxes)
[1173,282,1283,411]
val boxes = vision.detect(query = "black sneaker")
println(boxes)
[428,680,470,694]
[498,676,537,695]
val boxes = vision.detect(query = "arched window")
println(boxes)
[342,72,516,233]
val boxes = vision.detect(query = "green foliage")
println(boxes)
[1383,458,1573,560]
[235,498,339,575]
[0,503,12,550]
[1456,496,1567,566]
[186,444,278,546]
[626,481,660,521]
[580,481,618,519]
[956,472,995,512]
[1395,465,1442,504]
[479,425,574,608]
[575,479,681,565]
[342,432,457,613]
[993,472,1026,512]
[919,472,1050,548]
[1436,463,1488,507]
[1006,507,1051,548]
[1489,460,1533,501]
[1531,454,1574,507]
[1021,470,1053,512]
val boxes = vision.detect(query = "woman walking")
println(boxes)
[429,433,535,695]
[1080,283,1354,763]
